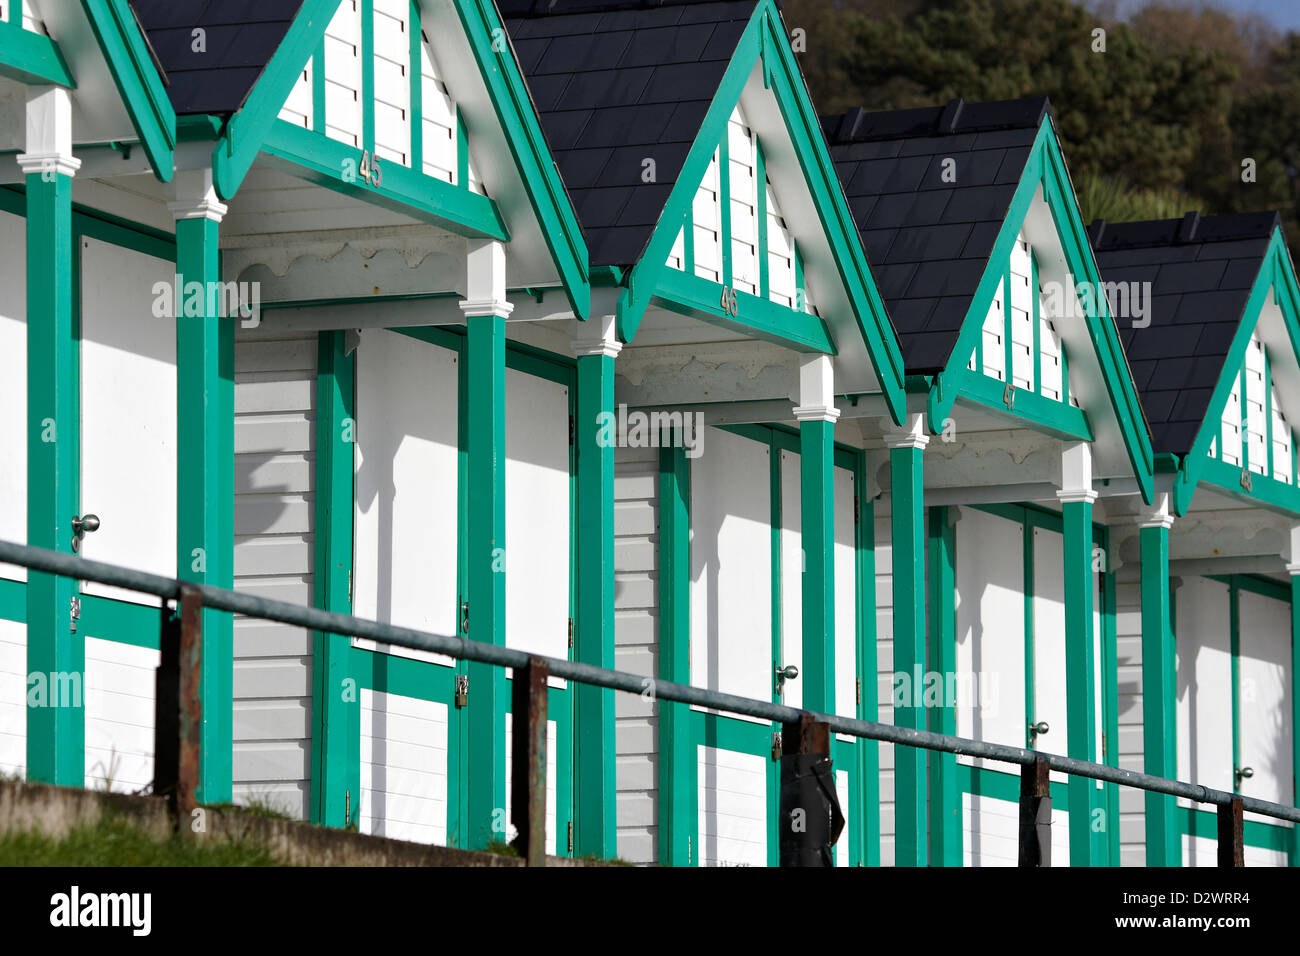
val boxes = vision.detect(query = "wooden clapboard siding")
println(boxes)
[613,443,660,865]
[84,637,158,793]
[0,618,24,777]
[1114,577,1146,866]
[232,332,317,819]
[324,0,364,148]
[874,503,895,866]
[360,688,448,844]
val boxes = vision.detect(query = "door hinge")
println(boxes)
[688,835,692,865]
[856,676,861,708]
[854,495,859,525]
[569,414,575,446]
[459,600,469,635]
[567,820,574,854]
[454,674,468,708]
[568,617,574,649]
[69,595,81,635]
[347,569,353,606]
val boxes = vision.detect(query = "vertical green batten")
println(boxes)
[927,507,960,865]
[756,139,769,300]
[465,313,506,849]
[889,434,927,866]
[1140,521,1180,865]
[409,0,423,175]
[799,417,834,713]
[718,133,732,289]
[574,346,617,859]
[25,169,84,786]
[1061,496,1101,865]
[310,331,358,827]
[361,0,375,154]
[658,439,695,865]
[175,213,234,804]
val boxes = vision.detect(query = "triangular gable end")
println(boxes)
[927,120,1155,504]
[1174,230,1300,515]
[616,0,905,422]
[193,0,589,317]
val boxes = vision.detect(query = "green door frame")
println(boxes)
[931,501,1118,866]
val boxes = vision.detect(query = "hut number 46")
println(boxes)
[719,285,739,317]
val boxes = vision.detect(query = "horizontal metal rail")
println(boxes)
[3,537,1298,829]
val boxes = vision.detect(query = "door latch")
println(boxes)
[1028,720,1049,743]
[69,596,81,634]
[771,731,783,761]
[459,601,469,635]
[454,674,468,708]
[775,663,798,695]
[71,513,100,553]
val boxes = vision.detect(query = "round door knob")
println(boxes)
[776,665,799,682]
[75,514,100,534]
[1029,720,1050,737]
[1236,766,1254,782]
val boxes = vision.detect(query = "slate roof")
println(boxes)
[822,97,1051,374]
[503,0,759,269]
[1091,211,1279,456]
[129,0,305,116]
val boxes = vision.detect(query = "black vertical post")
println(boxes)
[511,656,549,866]
[779,713,844,866]
[1217,797,1245,867]
[153,584,203,829]
[1018,756,1052,866]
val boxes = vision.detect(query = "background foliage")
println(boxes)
[785,0,1300,242]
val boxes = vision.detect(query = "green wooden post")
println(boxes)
[1059,485,1102,866]
[310,331,358,827]
[1139,501,1180,866]
[21,88,83,785]
[885,414,928,867]
[462,242,508,849]
[927,506,961,865]
[172,169,235,805]
[658,435,695,865]
[573,317,620,859]
[796,412,836,714]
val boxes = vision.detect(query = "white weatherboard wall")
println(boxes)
[698,746,767,866]
[84,638,158,792]
[0,209,26,583]
[1115,577,1145,866]
[0,618,25,777]
[233,332,318,818]
[79,237,177,603]
[360,689,448,844]
[613,443,659,864]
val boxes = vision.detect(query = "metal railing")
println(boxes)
[1,537,1295,866]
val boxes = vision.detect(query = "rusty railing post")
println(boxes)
[779,712,844,867]
[1018,756,1051,867]
[511,656,549,866]
[153,584,203,830]
[1217,796,1245,867]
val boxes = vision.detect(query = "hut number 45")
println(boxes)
[357,150,383,188]
[719,285,739,317]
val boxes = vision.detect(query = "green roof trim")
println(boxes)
[81,0,176,181]
[456,0,591,319]
[0,15,74,87]
[614,0,906,423]
[926,119,1155,505]
[211,0,342,200]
